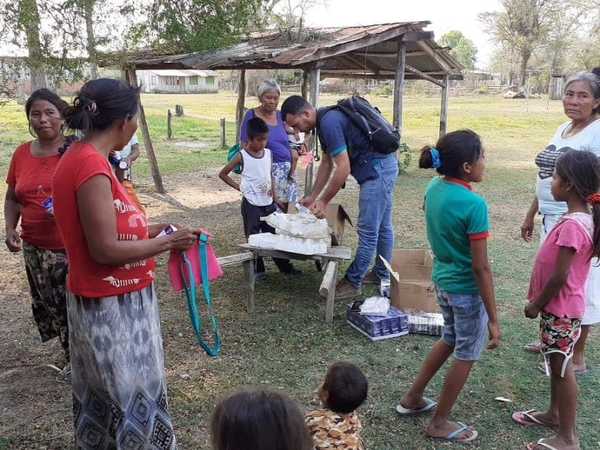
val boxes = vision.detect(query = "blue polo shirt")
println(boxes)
[317,108,388,184]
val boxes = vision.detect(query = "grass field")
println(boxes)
[1,91,599,450]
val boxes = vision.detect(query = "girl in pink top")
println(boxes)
[514,150,600,450]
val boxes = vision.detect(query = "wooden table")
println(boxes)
[237,243,352,323]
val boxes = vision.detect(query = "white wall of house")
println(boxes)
[137,70,219,94]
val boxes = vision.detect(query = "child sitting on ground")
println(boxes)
[395,130,501,444]
[211,389,313,450]
[512,150,600,450]
[219,116,298,277]
[305,362,368,450]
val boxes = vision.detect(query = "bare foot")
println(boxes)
[426,420,477,442]
[528,410,559,428]
[528,435,580,450]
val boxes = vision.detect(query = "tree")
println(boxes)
[480,0,558,87]
[439,31,478,70]
[3,0,48,90]
[133,0,265,53]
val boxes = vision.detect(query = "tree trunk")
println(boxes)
[519,48,531,89]
[19,0,46,90]
[83,0,98,79]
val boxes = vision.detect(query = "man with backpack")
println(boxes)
[281,95,399,300]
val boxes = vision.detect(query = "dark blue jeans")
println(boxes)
[346,154,398,286]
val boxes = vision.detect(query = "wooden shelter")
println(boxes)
[113,22,463,193]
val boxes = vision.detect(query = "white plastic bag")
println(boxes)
[359,296,390,316]
[262,211,330,240]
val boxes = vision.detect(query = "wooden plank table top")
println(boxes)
[237,244,353,323]
[238,243,352,261]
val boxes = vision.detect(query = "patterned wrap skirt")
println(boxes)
[68,284,177,449]
[22,242,69,359]
[272,161,299,208]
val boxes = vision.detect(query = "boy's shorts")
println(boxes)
[436,286,488,361]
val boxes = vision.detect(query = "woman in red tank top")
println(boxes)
[4,89,73,374]
[53,78,201,449]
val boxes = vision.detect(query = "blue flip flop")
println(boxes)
[433,422,478,444]
[395,397,437,416]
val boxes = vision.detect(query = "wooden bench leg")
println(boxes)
[242,259,256,313]
[324,261,338,323]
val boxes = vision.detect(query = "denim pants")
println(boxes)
[346,154,398,286]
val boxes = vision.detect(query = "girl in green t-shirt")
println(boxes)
[395,130,501,444]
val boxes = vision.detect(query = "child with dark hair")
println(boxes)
[220,117,298,277]
[211,389,313,450]
[513,150,600,450]
[395,129,500,444]
[305,362,368,450]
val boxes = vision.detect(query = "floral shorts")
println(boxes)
[272,161,299,207]
[539,311,582,376]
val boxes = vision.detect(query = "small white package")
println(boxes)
[359,296,390,317]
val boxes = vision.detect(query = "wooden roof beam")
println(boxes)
[416,41,451,72]
[338,54,383,75]
[405,64,444,87]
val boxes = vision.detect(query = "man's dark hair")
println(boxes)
[322,362,368,414]
[247,117,269,140]
[281,95,310,119]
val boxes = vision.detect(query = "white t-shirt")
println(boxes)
[536,118,600,215]
[240,148,273,207]
[120,134,138,159]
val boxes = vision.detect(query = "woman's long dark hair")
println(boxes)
[555,150,600,258]
[63,78,140,135]
[25,88,69,117]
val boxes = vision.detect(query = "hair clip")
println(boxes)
[430,147,442,169]
[587,193,600,204]
[86,101,98,114]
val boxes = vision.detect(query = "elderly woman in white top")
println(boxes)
[240,79,299,212]
[521,71,600,375]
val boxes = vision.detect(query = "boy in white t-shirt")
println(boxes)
[219,117,298,276]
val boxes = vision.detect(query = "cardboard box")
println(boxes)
[387,249,439,313]
[325,203,352,246]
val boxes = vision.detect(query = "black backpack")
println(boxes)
[322,96,400,154]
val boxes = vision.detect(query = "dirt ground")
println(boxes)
[0,169,261,449]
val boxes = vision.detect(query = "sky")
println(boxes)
[0,0,503,68]
[304,0,502,68]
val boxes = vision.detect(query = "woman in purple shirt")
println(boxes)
[240,79,299,212]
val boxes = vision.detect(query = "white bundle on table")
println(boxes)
[247,211,330,255]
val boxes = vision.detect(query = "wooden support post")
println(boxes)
[125,68,166,194]
[393,41,406,140]
[167,109,172,140]
[439,74,449,139]
[305,67,320,196]
[301,70,309,99]
[322,260,339,323]
[220,118,227,148]
[235,69,246,145]
[242,258,256,313]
